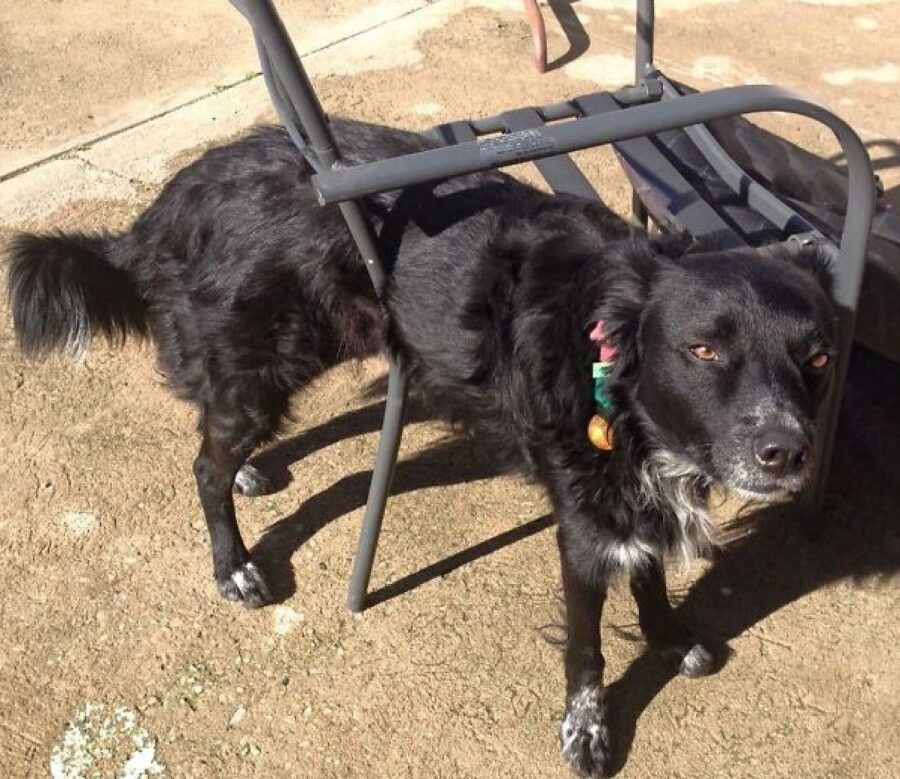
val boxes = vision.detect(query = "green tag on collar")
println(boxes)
[593,361,613,412]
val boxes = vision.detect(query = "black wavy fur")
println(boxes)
[7,232,146,358]
[5,118,838,779]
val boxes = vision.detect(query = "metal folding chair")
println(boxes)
[228,0,874,612]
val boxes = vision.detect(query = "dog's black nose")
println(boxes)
[753,428,810,477]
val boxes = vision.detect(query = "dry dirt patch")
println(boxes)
[1,2,899,778]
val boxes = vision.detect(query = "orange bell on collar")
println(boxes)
[588,414,614,451]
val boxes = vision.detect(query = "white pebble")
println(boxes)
[229,706,247,728]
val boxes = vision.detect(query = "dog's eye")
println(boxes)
[807,351,830,370]
[689,344,718,361]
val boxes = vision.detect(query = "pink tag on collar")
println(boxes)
[589,320,617,362]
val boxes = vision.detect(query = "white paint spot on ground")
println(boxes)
[311,0,460,75]
[409,100,444,117]
[823,63,899,86]
[61,511,99,536]
[50,703,164,779]
[120,746,162,779]
[579,0,741,10]
[565,53,635,88]
[854,16,879,29]
[273,605,304,636]
[791,0,891,6]
[690,55,765,86]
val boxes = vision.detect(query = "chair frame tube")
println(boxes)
[230,0,873,611]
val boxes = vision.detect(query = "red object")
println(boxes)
[589,320,618,362]
[522,0,547,73]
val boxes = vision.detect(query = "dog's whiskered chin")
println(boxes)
[713,454,812,504]
[720,472,809,503]
[724,482,802,503]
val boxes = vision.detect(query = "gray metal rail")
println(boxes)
[657,76,820,239]
[635,0,655,83]
[313,86,872,277]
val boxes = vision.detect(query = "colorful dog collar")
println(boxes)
[588,320,616,451]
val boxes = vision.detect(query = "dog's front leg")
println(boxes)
[629,558,716,678]
[557,523,611,778]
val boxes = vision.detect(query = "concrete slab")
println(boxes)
[0,0,429,177]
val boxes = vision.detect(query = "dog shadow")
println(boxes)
[604,482,900,774]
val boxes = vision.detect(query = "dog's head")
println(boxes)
[601,240,838,499]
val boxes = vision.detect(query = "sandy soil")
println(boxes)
[1,1,898,777]
[0,0,432,175]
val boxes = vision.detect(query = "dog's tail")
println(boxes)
[5,231,147,360]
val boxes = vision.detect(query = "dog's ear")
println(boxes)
[778,241,835,297]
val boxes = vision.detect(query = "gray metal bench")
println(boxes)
[228,0,874,612]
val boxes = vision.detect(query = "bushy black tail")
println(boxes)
[5,232,146,359]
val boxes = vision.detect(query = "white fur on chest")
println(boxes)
[599,449,716,574]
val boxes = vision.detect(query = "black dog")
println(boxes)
[6,119,836,777]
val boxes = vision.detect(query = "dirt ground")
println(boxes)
[1,1,899,777]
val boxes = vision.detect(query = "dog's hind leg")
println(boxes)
[193,394,286,607]
[629,558,717,678]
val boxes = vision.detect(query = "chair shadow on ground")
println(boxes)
[828,138,900,212]
[248,395,553,605]
[545,0,591,73]
[248,347,899,774]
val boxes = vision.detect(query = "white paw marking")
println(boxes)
[230,561,272,602]
[679,644,715,677]
[560,685,608,757]
[234,463,269,495]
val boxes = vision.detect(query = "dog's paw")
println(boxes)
[559,686,611,778]
[658,640,717,678]
[217,561,272,608]
[677,642,717,678]
[233,463,273,497]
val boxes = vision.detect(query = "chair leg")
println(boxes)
[346,357,408,612]
[800,315,854,535]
